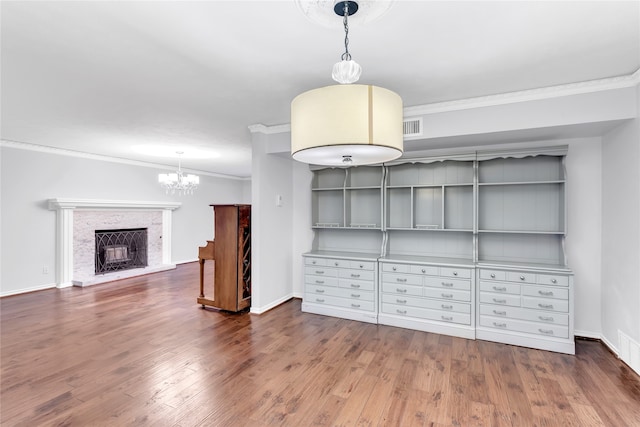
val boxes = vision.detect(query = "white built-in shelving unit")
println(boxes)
[302,146,575,354]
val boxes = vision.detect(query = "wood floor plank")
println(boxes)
[2,262,639,426]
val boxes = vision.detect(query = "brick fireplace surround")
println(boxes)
[48,199,181,287]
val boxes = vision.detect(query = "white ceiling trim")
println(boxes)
[0,139,249,181]
[251,69,640,135]
[248,124,292,135]
[405,69,640,116]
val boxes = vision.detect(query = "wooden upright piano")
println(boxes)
[197,204,251,312]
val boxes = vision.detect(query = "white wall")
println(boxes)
[250,131,296,313]
[601,83,640,350]
[0,145,248,296]
[565,138,603,337]
[291,160,313,297]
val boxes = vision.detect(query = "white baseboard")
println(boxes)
[1,282,57,298]
[175,258,198,265]
[250,293,294,315]
[618,330,640,376]
[574,329,601,340]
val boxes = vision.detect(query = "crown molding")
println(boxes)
[0,139,249,181]
[247,70,639,135]
[47,198,182,211]
[248,123,291,134]
[405,69,640,116]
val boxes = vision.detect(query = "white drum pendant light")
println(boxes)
[291,0,403,166]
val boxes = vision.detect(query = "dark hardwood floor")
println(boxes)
[1,262,639,426]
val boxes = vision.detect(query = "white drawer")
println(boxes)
[522,285,568,300]
[349,261,375,270]
[424,287,471,302]
[382,294,471,314]
[339,278,374,291]
[339,269,375,281]
[382,303,471,325]
[304,266,338,277]
[306,284,341,297]
[305,275,338,287]
[382,273,421,286]
[480,281,520,295]
[536,274,569,287]
[480,292,521,307]
[522,296,568,313]
[382,263,410,273]
[506,271,535,283]
[381,293,424,308]
[480,269,506,281]
[381,282,423,296]
[424,276,470,291]
[305,293,374,312]
[479,304,568,326]
[440,267,471,279]
[305,257,327,267]
[409,265,439,276]
[327,259,347,268]
[333,287,374,302]
[479,315,568,339]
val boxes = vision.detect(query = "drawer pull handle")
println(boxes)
[312,260,317,265]
[421,268,426,273]
[396,278,407,283]
[350,284,361,288]
[441,316,453,322]
[538,329,554,335]
[490,273,496,278]
[396,288,407,293]
[315,271,324,275]
[493,298,507,304]
[392,267,397,271]
[351,274,360,278]
[441,293,453,299]
[315,280,324,284]
[335,262,339,266]
[359,264,364,268]
[493,286,507,292]
[442,304,453,310]
[551,278,557,284]
[539,316,554,322]
[316,289,325,293]
[351,303,360,308]
[351,294,360,298]
[453,271,458,276]
[493,310,507,316]
[396,299,407,304]
[316,298,325,303]
[396,309,407,315]
[538,303,554,309]
[493,322,507,328]
[441,282,454,287]
[520,276,525,281]
[538,290,554,296]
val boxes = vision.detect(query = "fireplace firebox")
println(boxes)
[95,228,148,274]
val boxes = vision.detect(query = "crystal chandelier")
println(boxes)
[158,151,200,195]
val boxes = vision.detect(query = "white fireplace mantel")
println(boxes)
[48,198,181,288]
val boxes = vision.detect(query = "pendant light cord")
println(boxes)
[341,2,352,61]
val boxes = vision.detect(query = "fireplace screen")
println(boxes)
[95,228,148,274]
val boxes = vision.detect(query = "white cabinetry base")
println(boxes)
[378,314,475,340]
[476,328,575,354]
[302,302,378,324]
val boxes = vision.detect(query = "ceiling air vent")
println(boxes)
[403,117,423,138]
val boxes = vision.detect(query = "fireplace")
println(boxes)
[48,199,181,287]
[95,228,148,274]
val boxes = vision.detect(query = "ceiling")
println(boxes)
[2,1,639,178]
